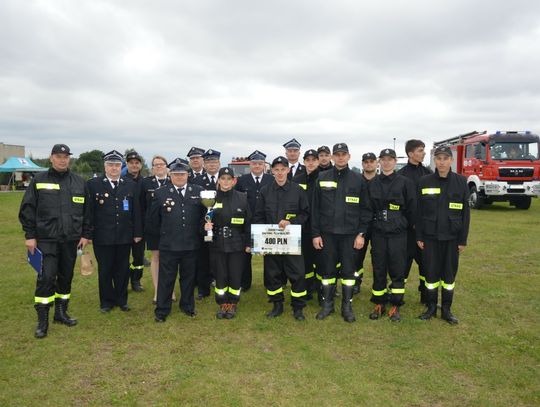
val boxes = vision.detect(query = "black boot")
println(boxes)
[419,303,437,320]
[441,306,459,325]
[266,302,283,318]
[316,284,336,320]
[35,304,50,339]
[341,285,356,323]
[131,280,144,292]
[353,279,361,295]
[53,298,78,326]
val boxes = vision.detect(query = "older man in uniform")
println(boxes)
[19,144,91,338]
[150,159,206,322]
[187,146,206,180]
[235,150,273,291]
[312,143,371,323]
[417,146,470,324]
[87,150,143,313]
[253,156,310,320]
[283,138,306,180]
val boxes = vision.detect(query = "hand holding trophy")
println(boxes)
[200,190,217,242]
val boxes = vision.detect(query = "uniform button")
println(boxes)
[182,217,185,219]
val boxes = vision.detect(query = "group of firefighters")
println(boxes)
[19,138,470,338]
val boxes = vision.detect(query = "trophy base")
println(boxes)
[204,236,213,242]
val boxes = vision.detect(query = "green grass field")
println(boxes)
[1,191,539,406]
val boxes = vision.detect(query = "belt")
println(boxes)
[217,226,234,238]
[373,209,403,222]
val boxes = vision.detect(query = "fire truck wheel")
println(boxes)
[513,196,531,210]
[468,185,484,209]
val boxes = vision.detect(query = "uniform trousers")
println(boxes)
[264,254,306,309]
[318,233,357,283]
[34,240,78,304]
[422,239,460,307]
[241,252,252,290]
[93,243,131,308]
[404,228,426,291]
[212,250,244,304]
[156,249,197,318]
[301,232,317,293]
[354,231,371,285]
[130,238,145,282]
[370,233,407,305]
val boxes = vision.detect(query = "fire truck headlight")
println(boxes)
[485,183,501,193]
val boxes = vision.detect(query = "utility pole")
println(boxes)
[393,137,396,150]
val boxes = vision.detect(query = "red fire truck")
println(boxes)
[431,131,540,209]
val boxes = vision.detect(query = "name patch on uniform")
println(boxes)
[422,188,441,195]
[320,181,337,188]
[299,183,307,190]
[36,183,60,190]
[285,213,297,220]
[123,199,129,211]
[389,203,400,210]
[449,202,463,210]
[231,217,244,224]
[72,196,85,204]
[214,203,223,209]
[345,196,359,204]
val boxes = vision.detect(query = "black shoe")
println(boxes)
[441,308,459,325]
[53,298,78,327]
[369,304,386,320]
[388,305,401,322]
[181,309,197,317]
[341,285,356,323]
[100,306,113,313]
[119,305,131,312]
[131,280,144,292]
[266,302,284,318]
[154,315,166,323]
[293,308,305,321]
[419,304,437,320]
[316,284,336,320]
[34,305,50,339]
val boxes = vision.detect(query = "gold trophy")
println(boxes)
[200,190,217,242]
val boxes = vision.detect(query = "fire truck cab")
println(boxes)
[431,131,540,210]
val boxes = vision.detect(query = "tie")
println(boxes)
[177,187,184,196]
[211,176,215,185]
[112,180,118,189]
[255,176,260,187]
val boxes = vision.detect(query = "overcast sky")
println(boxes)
[1,0,540,167]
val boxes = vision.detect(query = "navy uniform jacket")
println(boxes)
[311,165,371,237]
[188,168,206,181]
[253,180,309,227]
[19,168,91,242]
[192,173,218,191]
[87,176,142,245]
[139,176,170,234]
[209,189,251,253]
[397,162,432,187]
[292,168,320,236]
[416,170,470,245]
[235,172,273,213]
[287,163,306,180]
[148,183,206,251]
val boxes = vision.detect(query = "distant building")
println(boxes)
[0,142,25,164]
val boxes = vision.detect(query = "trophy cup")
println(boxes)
[200,190,217,242]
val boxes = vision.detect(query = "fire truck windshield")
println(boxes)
[490,142,539,160]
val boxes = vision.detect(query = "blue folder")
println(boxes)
[27,248,43,277]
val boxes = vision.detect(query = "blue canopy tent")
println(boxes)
[0,157,48,190]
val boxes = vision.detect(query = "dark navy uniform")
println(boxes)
[417,150,470,323]
[398,160,433,300]
[283,138,306,180]
[19,143,91,337]
[253,157,310,316]
[87,151,142,311]
[311,143,371,322]
[234,150,273,290]
[139,175,170,250]
[187,146,206,181]
[368,169,416,313]
[149,160,206,321]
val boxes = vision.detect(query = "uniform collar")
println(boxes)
[272,180,291,190]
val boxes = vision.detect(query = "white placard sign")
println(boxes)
[251,224,302,255]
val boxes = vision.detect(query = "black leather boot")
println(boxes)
[293,308,305,321]
[266,301,284,318]
[341,285,356,322]
[316,284,336,320]
[53,298,78,326]
[419,303,437,320]
[131,280,144,292]
[35,304,50,339]
[441,306,459,325]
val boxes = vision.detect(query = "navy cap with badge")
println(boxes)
[317,145,331,154]
[203,149,221,160]
[248,150,266,161]
[168,158,190,173]
[283,138,301,150]
[379,148,397,159]
[303,149,319,159]
[51,144,72,155]
[126,151,142,162]
[103,150,124,162]
[218,167,235,178]
[333,143,349,154]
[434,145,453,157]
[271,156,289,167]
[187,147,205,158]
[362,152,377,161]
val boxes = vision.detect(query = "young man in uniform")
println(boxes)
[317,145,333,171]
[397,139,432,303]
[19,144,91,338]
[368,149,416,322]
[417,146,470,324]
[253,156,310,320]
[283,138,306,180]
[311,143,371,323]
